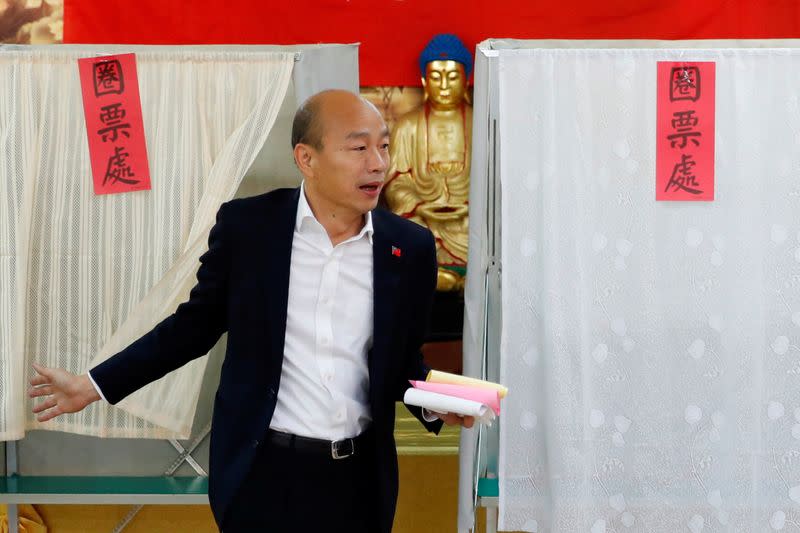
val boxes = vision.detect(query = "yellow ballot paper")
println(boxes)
[426,370,508,399]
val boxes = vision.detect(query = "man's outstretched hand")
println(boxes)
[28,364,102,422]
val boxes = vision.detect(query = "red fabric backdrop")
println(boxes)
[64,0,800,86]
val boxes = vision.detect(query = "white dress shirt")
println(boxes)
[268,183,374,440]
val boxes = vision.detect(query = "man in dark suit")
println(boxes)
[28,89,474,532]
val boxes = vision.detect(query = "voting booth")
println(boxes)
[0,42,357,531]
[462,38,800,532]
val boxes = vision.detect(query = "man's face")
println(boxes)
[425,60,467,108]
[305,96,390,217]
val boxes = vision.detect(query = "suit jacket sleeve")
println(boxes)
[399,228,444,434]
[90,203,231,404]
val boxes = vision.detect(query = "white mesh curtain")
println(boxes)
[0,46,293,440]
[496,47,800,532]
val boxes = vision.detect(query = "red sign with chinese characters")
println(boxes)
[78,53,151,195]
[656,61,715,201]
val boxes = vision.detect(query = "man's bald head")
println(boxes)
[291,89,381,151]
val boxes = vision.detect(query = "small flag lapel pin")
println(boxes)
[391,246,402,257]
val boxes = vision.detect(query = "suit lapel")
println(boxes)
[264,188,300,367]
[369,210,403,399]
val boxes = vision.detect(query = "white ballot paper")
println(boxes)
[403,388,496,425]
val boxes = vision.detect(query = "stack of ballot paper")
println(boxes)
[403,370,508,425]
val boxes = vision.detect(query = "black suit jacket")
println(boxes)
[91,187,444,532]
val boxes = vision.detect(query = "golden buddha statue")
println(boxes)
[384,34,472,291]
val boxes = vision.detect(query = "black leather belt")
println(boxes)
[266,428,371,460]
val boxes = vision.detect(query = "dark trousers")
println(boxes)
[221,430,379,532]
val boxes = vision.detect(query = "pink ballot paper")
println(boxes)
[426,370,508,398]
[410,381,501,415]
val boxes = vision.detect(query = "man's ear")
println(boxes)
[293,143,315,178]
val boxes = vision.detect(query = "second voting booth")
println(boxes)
[463,39,800,532]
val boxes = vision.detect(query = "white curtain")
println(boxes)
[0,46,293,440]
[498,47,800,532]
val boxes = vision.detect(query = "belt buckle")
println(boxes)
[331,438,354,460]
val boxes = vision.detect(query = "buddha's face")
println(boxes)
[424,60,467,109]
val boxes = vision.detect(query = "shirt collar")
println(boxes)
[297,182,374,244]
